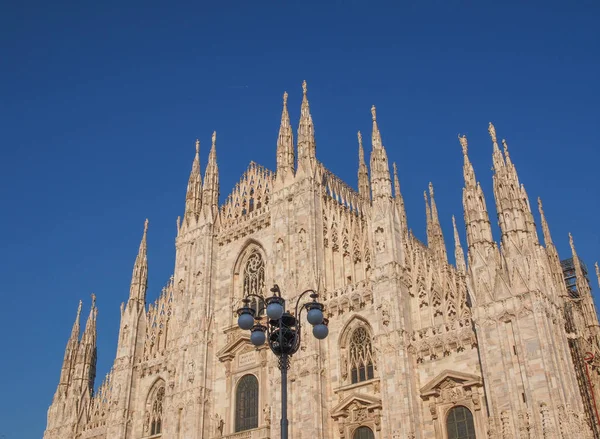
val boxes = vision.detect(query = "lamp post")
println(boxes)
[236,284,329,439]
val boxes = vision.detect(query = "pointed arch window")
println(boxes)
[243,250,265,316]
[353,426,375,439]
[149,385,165,436]
[235,374,259,432]
[349,327,375,384]
[446,405,476,439]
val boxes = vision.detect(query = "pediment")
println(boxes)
[420,369,482,398]
[331,393,382,419]
[216,334,252,362]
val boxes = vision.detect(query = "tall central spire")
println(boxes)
[297,80,316,174]
[369,106,392,199]
[129,219,149,304]
[276,91,295,183]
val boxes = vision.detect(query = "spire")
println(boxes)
[538,198,553,246]
[71,300,83,340]
[453,216,466,273]
[490,124,538,253]
[81,294,97,346]
[459,134,495,250]
[538,198,566,293]
[569,233,600,342]
[129,219,149,304]
[202,131,220,219]
[596,262,600,288]
[426,182,448,263]
[459,135,476,189]
[297,81,316,173]
[76,295,97,395]
[369,106,392,199]
[393,162,408,232]
[55,301,83,400]
[184,139,202,223]
[276,91,295,182]
[357,131,370,198]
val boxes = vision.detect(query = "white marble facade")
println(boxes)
[44,82,600,439]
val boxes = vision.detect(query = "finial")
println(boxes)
[283,91,288,105]
[488,122,497,143]
[302,80,307,95]
[423,190,428,202]
[357,131,363,146]
[537,197,543,212]
[428,182,434,198]
[195,139,200,154]
[595,262,599,287]
[393,162,398,176]
[91,293,96,307]
[212,131,216,146]
[144,218,149,234]
[77,300,83,318]
[371,105,377,121]
[458,134,468,155]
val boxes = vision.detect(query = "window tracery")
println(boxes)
[243,250,265,316]
[145,383,165,437]
[235,374,259,432]
[349,327,375,384]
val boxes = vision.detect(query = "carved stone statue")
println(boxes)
[214,413,224,436]
[263,404,271,426]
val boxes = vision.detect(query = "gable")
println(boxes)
[331,393,382,419]
[420,369,482,398]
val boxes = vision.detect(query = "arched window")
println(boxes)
[235,374,259,432]
[349,327,375,384]
[150,385,164,435]
[243,251,265,316]
[446,405,476,439]
[353,426,375,439]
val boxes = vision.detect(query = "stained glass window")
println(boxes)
[446,406,476,439]
[235,374,259,432]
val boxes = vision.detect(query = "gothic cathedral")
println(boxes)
[44,82,600,439]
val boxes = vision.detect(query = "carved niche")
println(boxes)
[331,393,382,439]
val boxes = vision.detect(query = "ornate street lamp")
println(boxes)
[236,284,328,439]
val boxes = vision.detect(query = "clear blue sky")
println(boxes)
[1,1,598,437]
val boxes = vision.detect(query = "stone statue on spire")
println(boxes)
[458,134,468,155]
[488,122,497,143]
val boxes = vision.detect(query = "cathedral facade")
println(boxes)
[44,82,600,439]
